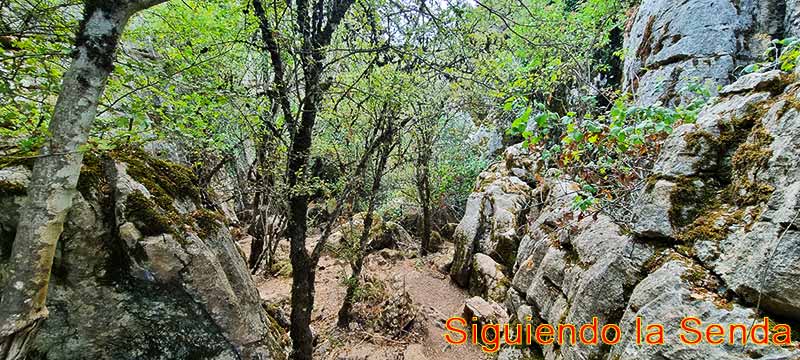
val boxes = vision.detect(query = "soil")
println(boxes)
[246,235,490,360]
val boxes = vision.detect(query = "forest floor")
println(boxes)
[243,235,489,360]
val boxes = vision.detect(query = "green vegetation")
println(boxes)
[5,0,794,356]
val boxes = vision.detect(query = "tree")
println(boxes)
[335,96,410,326]
[0,1,168,358]
[277,0,357,356]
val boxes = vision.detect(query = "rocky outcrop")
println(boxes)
[450,72,800,359]
[623,0,800,105]
[0,150,286,359]
[450,144,535,286]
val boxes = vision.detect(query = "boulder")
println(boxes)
[463,296,510,329]
[0,150,287,359]
[720,70,785,95]
[469,253,510,302]
[610,260,796,360]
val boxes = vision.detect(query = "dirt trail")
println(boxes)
[253,240,489,360]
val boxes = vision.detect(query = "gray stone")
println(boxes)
[450,163,531,286]
[0,155,287,359]
[118,221,142,248]
[720,70,785,95]
[469,253,509,302]
[610,260,796,360]
[632,179,676,238]
[623,0,744,105]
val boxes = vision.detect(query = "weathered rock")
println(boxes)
[450,147,533,286]
[0,153,287,359]
[623,0,744,105]
[446,3,800,360]
[610,260,796,360]
[720,70,785,95]
[622,0,797,105]
[469,253,510,302]
[463,296,510,328]
[0,165,29,267]
[712,93,800,320]
[633,179,677,238]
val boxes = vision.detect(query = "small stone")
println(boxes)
[720,70,784,95]
[118,222,143,248]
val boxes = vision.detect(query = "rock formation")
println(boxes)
[452,1,800,358]
[623,0,800,106]
[0,149,286,359]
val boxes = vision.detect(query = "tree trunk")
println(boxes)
[416,150,433,256]
[287,66,321,360]
[0,1,166,358]
[289,254,316,360]
[287,0,355,356]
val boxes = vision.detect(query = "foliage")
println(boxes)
[459,0,630,121]
[507,86,711,211]
[0,0,78,152]
[743,37,800,74]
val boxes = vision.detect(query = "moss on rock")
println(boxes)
[111,147,201,207]
[725,121,775,207]
[125,190,175,236]
[668,177,718,229]
[76,152,107,195]
[192,208,226,238]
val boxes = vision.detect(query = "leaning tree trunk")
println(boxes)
[0,1,166,358]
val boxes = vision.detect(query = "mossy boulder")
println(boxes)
[0,148,287,360]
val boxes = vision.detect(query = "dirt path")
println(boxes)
[254,241,489,360]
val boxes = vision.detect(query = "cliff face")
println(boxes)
[623,0,800,106]
[451,1,800,359]
[0,149,286,360]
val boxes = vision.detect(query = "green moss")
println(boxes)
[76,152,106,195]
[125,190,175,236]
[111,147,201,206]
[0,152,37,170]
[668,177,718,229]
[677,210,728,244]
[725,123,775,207]
[643,249,686,274]
[192,209,226,238]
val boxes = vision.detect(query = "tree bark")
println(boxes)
[416,149,433,256]
[0,1,166,358]
[287,0,355,357]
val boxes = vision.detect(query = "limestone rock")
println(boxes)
[610,260,796,360]
[632,179,676,238]
[469,253,510,302]
[623,0,744,105]
[622,0,796,105]
[0,153,287,359]
[720,70,785,95]
[450,152,532,286]
[463,296,510,328]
